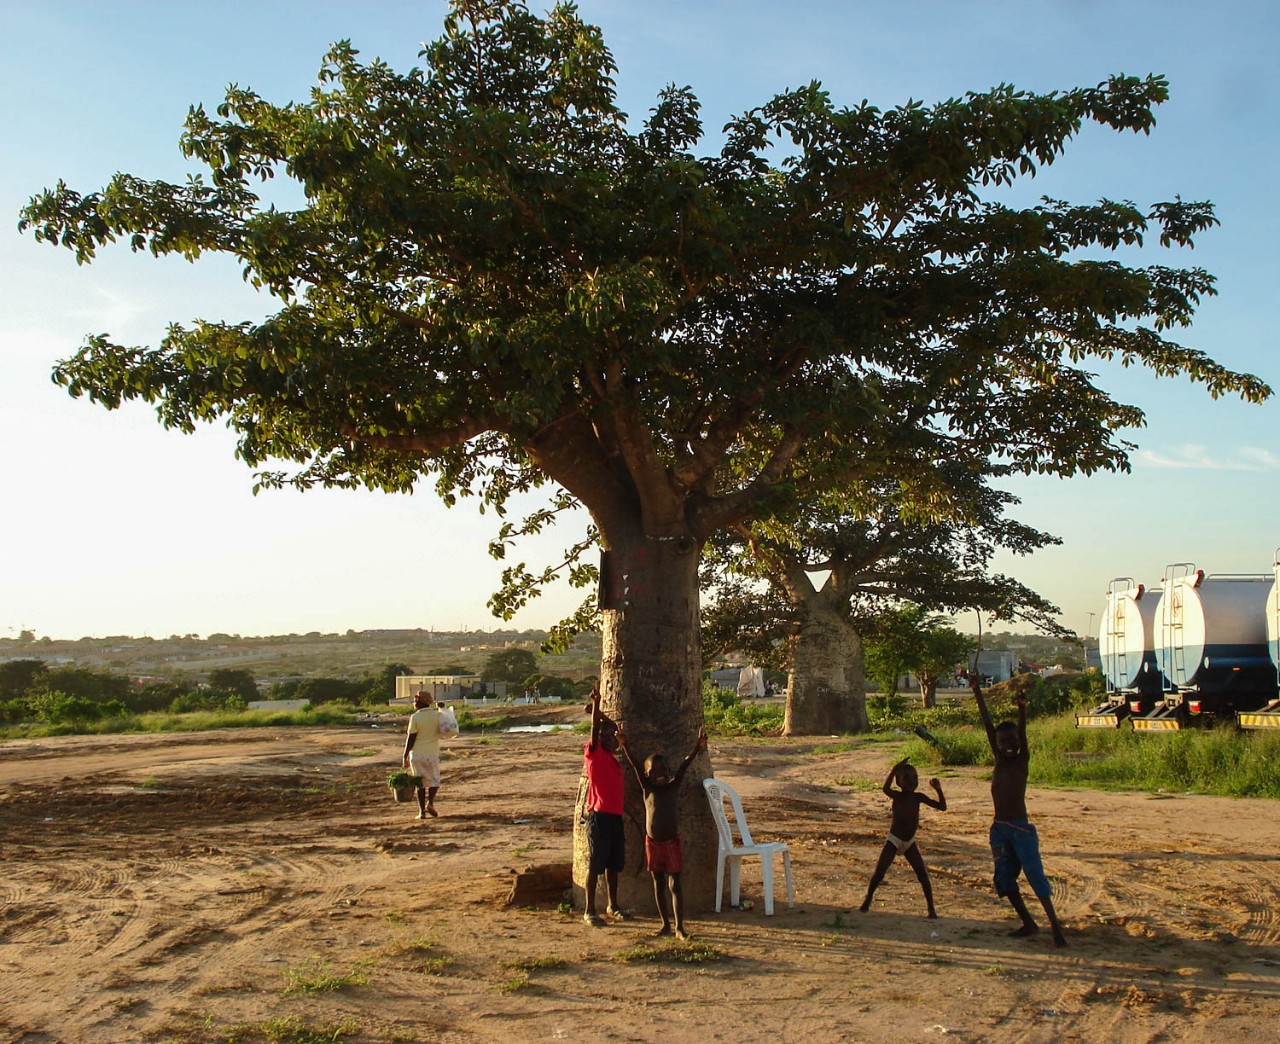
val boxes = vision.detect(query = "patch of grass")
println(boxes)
[345,747,379,757]
[455,709,511,732]
[225,1014,359,1044]
[903,713,1280,797]
[493,973,531,992]
[387,935,453,975]
[501,956,567,973]
[0,705,366,741]
[138,774,160,789]
[831,775,881,791]
[702,689,785,737]
[614,941,724,964]
[281,957,370,995]
[511,843,538,858]
[419,956,454,975]
[556,901,573,915]
[810,740,862,755]
[383,909,405,925]
[471,735,495,745]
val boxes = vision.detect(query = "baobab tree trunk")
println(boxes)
[571,530,716,914]
[919,673,939,709]
[784,598,870,735]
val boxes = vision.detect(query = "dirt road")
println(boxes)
[2,718,1278,1042]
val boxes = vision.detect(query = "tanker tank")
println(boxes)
[1238,548,1280,729]
[1076,578,1163,729]
[1132,563,1275,732]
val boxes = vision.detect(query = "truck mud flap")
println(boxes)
[1075,701,1130,729]
[1130,705,1185,732]
[1238,700,1280,730]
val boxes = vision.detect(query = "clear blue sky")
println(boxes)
[2,1,1277,640]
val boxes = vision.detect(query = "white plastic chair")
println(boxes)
[703,777,795,915]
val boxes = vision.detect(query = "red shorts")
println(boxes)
[645,836,683,874]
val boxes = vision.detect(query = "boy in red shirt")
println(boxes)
[582,685,629,926]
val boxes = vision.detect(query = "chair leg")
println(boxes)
[729,858,742,907]
[782,849,794,908]
[761,855,775,916]
[714,855,725,913]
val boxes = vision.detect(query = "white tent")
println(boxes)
[736,665,766,699]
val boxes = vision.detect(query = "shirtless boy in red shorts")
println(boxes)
[616,723,707,939]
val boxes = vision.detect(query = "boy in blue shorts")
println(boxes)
[974,686,1066,947]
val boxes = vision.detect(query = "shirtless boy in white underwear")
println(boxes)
[860,758,946,918]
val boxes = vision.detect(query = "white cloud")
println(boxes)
[1135,445,1278,471]
[1238,447,1280,470]
[68,286,153,331]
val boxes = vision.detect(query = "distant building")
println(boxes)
[967,650,1017,685]
[395,674,506,702]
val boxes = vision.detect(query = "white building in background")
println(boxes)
[967,650,1018,685]
[394,674,507,704]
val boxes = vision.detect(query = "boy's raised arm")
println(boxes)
[923,778,947,812]
[614,724,645,785]
[882,759,904,797]
[588,684,603,751]
[673,725,708,784]
[972,676,998,752]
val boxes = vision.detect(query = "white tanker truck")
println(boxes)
[1078,560,1280,732]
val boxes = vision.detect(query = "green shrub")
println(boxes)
[0,697,32,724]
[701,682,783,736]
[454,709,510,732]
[42,693,104,725]
[168,689,246,714]
[1029,670,1106,715]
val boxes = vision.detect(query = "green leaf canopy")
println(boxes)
[21,0,1268,557]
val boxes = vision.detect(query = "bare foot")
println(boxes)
[927,910,938,920]
[675,928,689,941]
[653,925,671,938]
[1009,923,1040,938]
[1053,931,1067,948]
[427,805,438,818]
[858,902,870,913]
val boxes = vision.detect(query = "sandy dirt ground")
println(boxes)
[3,710,1280,1043]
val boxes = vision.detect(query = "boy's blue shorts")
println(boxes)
[990,818,1052,899]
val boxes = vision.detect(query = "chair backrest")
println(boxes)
[703,777,756,849]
